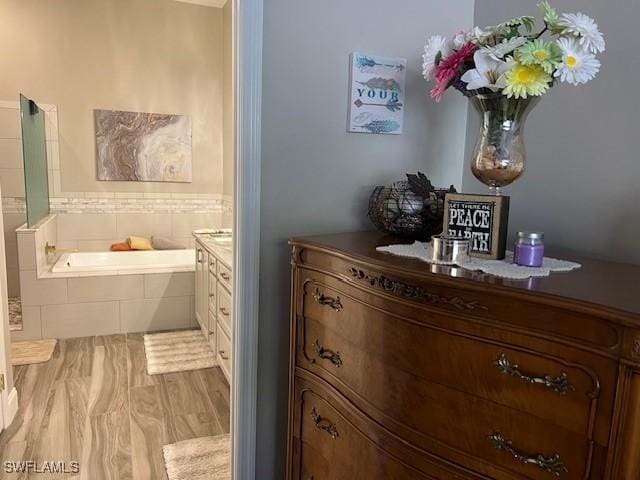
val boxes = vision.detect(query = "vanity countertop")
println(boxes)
[193,233,232,268]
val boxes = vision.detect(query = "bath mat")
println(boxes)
[163,434,230,480]
[8,297,22,332]
[143,330,217,375]
[11,339,58,366]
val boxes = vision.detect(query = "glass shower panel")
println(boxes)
[20,94,50,227]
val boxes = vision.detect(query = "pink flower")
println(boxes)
[430,42,477,102]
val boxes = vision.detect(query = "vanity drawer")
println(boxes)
[217,262,232,292]
[296,270,616,447]
[208,307,216,338]
[217,323,231,380]
[208,271,217,314]
[292,370,599,480]
[217,283,232,335]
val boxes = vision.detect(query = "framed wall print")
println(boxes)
[443,193,510,260]
[347,52,406,135]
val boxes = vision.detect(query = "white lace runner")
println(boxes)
[376,241,581,280]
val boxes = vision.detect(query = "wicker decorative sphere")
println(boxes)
[368,180,453,240]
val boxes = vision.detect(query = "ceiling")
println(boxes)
[172,0,227,7]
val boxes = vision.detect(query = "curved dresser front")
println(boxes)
[287,232,640,480]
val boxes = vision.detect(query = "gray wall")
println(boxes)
[465,0,640,264]
[258,0,474,477]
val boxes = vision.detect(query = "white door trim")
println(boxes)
[232,0,263,478]
[0,185,17,432]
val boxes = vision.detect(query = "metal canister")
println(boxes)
[431,235,470,265]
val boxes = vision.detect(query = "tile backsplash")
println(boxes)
[55,212,221,250]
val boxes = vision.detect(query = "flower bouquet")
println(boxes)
[423,2,605,193]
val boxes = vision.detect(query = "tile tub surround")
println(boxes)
[15,271,196,340]
[0,100,233,297]
[53,212,226,251]
[15,214,198,340]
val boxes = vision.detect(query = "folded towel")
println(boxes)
[151,236,186,250]
[111,242,132,251]
[128,236,154,250]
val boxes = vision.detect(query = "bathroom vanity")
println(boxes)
[194,234,232,383]
[288,232,640,480]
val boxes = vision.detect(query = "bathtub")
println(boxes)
[52,249,195,274]
[17,214,198,339]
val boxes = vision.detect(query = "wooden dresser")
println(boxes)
[287,232,640,480]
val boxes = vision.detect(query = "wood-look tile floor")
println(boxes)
[0,333,230,479]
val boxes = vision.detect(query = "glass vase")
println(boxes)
[470,93,540,195]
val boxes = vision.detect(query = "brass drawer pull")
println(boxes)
[219,307,230,317]
[219,350,230,360]
[197,249,203,263]
[489,432,568,476]
[312,288,343,312]
[311,407,339,439]
[494,354,575,394]
[314,340,342,367]
[220,272,231,281]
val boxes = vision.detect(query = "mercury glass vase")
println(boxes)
[469,93,540,195]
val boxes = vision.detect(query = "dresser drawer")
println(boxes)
[291,373,474,480]
[293,369,600,480]
[295,270,616,447]
[297,247,622,352]
[217,282,232,335]
[217,262,232,292]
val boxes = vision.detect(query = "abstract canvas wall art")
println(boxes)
[94,109,192,182]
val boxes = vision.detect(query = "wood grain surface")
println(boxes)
[0,333,230,479]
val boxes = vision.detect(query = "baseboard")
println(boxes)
[4,387,18,428]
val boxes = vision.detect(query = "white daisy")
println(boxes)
[481,36,528,60]
[452,31,467,50]
[461,50,515,91]
[554,38,601,85]
[422,35,451,80]
[465,26,493,45]
[558,12,606,54]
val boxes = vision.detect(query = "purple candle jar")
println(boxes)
[513,231,545,267]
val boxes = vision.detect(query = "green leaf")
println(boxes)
[498,15,537,34]
[538,1,559,27]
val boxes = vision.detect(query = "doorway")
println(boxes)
[0,0,264,477]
